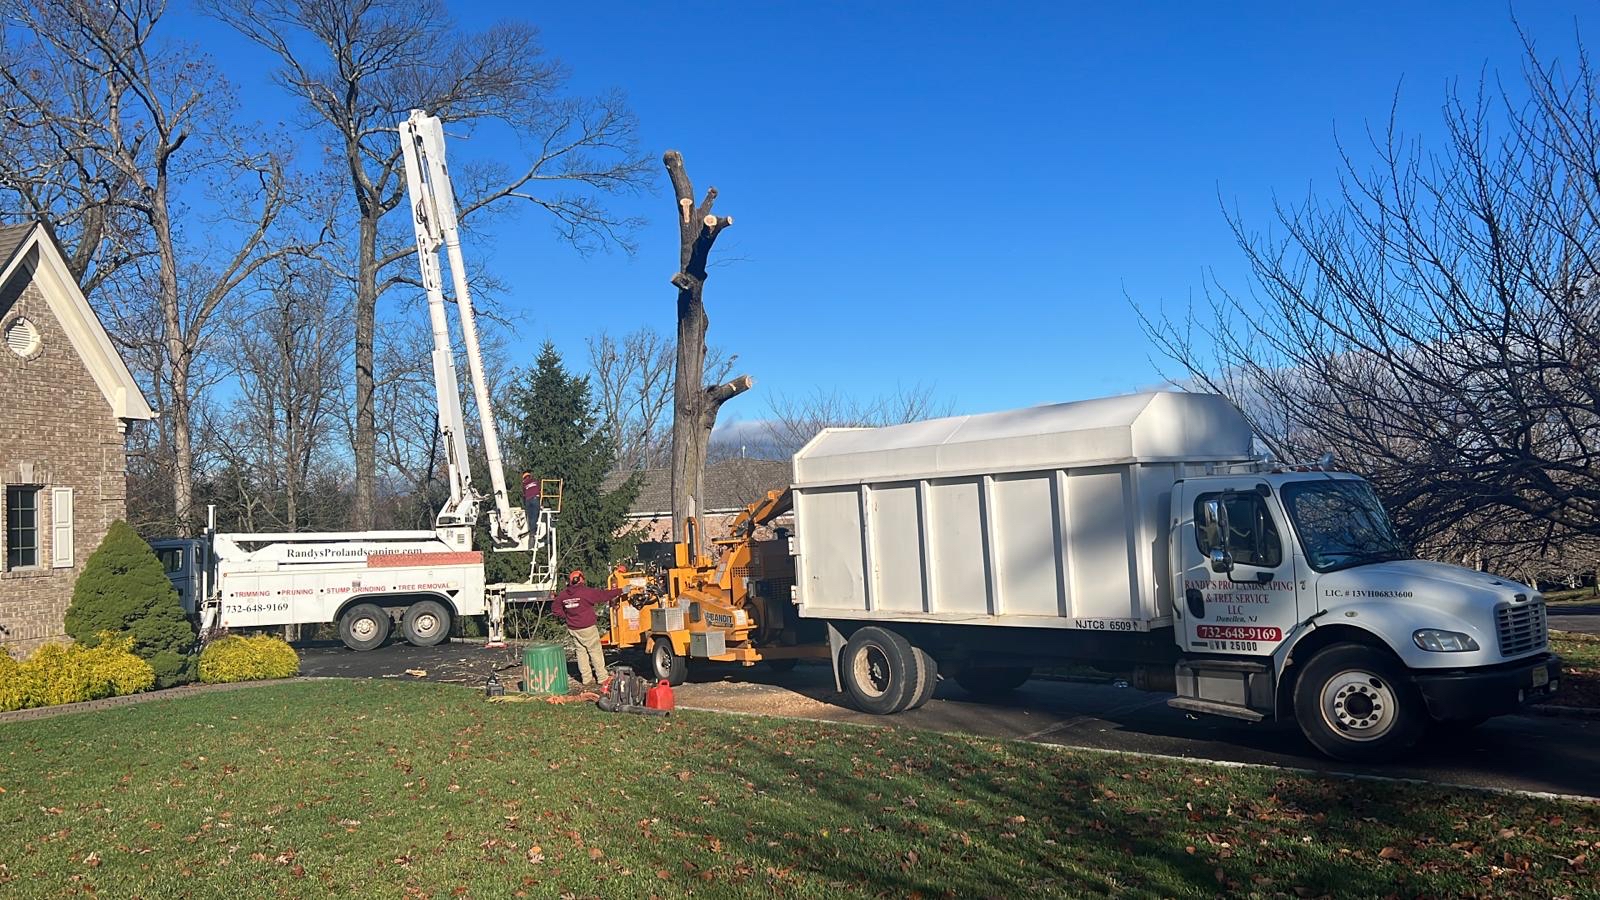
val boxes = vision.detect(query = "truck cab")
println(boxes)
[1171,470,1561,759]
[150,537,206,619]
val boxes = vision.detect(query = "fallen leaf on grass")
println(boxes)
[588,848,604,861]
[676,771,692,782]
[84,852,101,868]
[526,846,544,864]
[1378,847,1402,860]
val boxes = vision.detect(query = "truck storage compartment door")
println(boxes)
[1180,482,1299,657]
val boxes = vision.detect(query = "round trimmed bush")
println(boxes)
[199,635,300,684]
[65,521,196,688]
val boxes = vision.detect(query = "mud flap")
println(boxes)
[826,622,846,693]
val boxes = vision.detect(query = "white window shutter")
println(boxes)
[51,487,73,568]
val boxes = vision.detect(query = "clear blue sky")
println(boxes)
[171,1,1593,432]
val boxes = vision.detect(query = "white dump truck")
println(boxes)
[787,391,1560,761]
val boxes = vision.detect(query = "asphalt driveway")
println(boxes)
[296,637,1600,800]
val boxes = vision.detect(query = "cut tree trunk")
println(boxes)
[664,150,751,541]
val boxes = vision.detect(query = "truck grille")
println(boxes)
[1495,600,1546,657]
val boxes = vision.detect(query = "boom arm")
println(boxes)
[398,110,529,550]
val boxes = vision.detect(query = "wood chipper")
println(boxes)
[604,488,827,684]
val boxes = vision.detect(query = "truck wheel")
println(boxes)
[1293,643,1426,762]
[905,647,939,710]
[840,626,917,715]
[339,603,390,651]
[954,666,1031,697]
[401,600,451,647]
[650,638,686,686]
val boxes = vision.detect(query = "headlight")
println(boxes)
[1413,629,1480,652]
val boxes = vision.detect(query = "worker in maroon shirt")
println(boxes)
[520,472,541,525]
[551,570,621,687]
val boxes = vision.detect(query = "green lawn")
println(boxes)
[2,681,1598,899]
[1553,631,1600,708]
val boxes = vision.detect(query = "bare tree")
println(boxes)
[208,0,651,529]
[2,1,321,534]
[211,263,348,531]
[1138,30,1600,569]
[588,326,736,471]
[664,150,752,539]
[0,40,149,296]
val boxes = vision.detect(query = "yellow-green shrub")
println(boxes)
[198,635,299,684]
[0,639,155,712]
[0,650,31,711]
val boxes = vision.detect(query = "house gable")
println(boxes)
[0,223,154,424]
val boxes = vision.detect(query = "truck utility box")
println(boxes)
[790,392,1253,629]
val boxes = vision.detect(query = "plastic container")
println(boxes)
[646,679,675,711]
[522,642,568,695]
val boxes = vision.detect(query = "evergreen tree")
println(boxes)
[65,521,197,687]
[490,342,640,584]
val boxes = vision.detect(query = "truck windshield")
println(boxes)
[1280,479,1410,573]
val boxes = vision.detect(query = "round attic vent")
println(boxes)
[4,316,40,358]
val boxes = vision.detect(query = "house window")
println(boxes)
[6,486,39,569]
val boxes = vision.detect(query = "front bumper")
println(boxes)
[1412,652,1562,721]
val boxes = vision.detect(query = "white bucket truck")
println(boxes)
[154,110,560,651]
[792,391,1561,761]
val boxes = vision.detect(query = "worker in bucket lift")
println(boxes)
[550,570,621,688]
[520,472,541,523]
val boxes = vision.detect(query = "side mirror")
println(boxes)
[1201,497,1234,573]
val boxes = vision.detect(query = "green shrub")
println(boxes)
[198,635,300,684]
[0,639,155,712]
[65,521,196,688]
[0,650,30,711]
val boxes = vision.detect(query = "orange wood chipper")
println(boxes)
[604,488,828,685]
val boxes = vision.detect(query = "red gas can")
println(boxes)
[645,679,675,712]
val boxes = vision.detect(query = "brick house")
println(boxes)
[0,222,155,657]
[602,458,793,542]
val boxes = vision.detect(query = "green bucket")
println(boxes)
[522,642,568,695]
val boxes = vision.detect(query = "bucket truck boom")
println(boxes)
[398,110,532,552]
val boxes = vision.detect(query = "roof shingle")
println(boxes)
[0,222,36,275]
[603,458,792,516]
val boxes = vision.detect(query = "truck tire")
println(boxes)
[650,638,686,686]
[905,647,939,710]
[1293,643,1426,762]
[840,626,918,715]
[954,666,1031,697]
[339,603,390,651]
[401,600,451,647]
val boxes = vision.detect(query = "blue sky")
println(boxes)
[170,1,1593,432]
